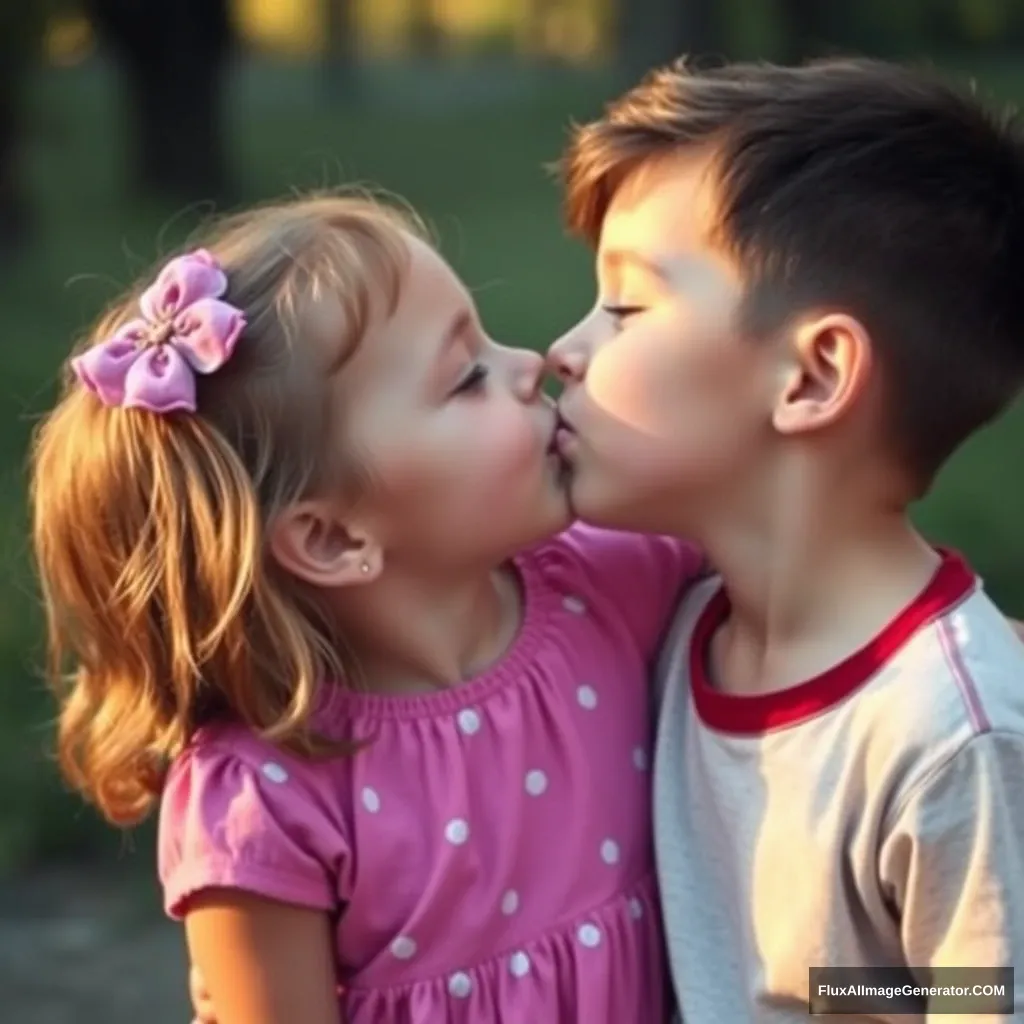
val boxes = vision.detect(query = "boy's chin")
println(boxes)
[557,455,669,533]
[565,475,657,533]
[563,475,616,528]
[529,464,575,536]
[557,460,598,528]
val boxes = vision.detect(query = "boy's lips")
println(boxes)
[552,411,577,454]
[547,411,576,495]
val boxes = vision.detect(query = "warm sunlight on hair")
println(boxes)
[30,193,424,827]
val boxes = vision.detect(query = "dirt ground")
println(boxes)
[0,867,191,1023]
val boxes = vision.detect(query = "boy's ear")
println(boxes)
[771,312,873,436]
[267,500,382,588]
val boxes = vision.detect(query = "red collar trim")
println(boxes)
[689,549,976,735]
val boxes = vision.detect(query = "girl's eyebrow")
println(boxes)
[431,308,474,390]
[438,308,472,353]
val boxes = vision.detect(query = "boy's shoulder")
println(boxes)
[652,568,1024,789]
[865,582,1024,766]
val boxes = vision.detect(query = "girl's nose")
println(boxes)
[511,347,545,402]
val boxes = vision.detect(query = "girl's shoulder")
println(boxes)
[163,721,332,792]
[532,521,703,575]
[157,723,352,919]
[519,523,707,656]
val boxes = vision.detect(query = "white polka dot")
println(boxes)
[524,769,548,796]
[457,709,481,735]
[509,951,531,977]
[501,889,519,915]
[391,936,417,959]
[448,971,472,998]
[577,684,598,710]
[601,839,620,865]
[445,818,470,845]
[632,746,648,771]
[261,762,288,783]
[563,595,587,615]
[578,923,602,948]
[629,897,644,920]
[361,786,381,813]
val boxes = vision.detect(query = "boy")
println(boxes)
[550,57,1024,1020]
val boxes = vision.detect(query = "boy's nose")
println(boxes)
[546,332,588,384]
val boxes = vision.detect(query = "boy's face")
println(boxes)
[550,150,780,536]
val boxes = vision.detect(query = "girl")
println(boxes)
[30,194,703,1023]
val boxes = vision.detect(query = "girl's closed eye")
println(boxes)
[452,363,489,396]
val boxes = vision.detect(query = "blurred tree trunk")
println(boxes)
[677,0,721,59]
[618,0,723,82]
[0,4,48,263]
[0,65,30,263]
[524,0,556,59]
[775,0,825,62]
[323,0,357,99]
[408,0,443,58]
[84,0,234,203]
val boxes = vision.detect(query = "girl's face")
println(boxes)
[335,237,570,573]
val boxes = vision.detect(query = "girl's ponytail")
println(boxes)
[31,195,419,824]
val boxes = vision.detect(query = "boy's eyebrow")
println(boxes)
[602,249,719,294]
[601,249,671,281]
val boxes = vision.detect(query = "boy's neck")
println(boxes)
[699,471,942,698]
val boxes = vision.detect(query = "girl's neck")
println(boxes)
[329,562,524,695]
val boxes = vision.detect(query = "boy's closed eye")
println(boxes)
[602,305,648,323]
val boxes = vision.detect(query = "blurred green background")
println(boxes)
[1,2,1023,1016]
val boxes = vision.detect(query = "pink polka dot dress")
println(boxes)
[158,525,704,1022]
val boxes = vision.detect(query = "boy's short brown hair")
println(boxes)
[562,58,1024,485]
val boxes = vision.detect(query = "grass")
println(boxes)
[2,56,1023,875]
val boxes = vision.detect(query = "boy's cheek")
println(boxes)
[586,341,683,438]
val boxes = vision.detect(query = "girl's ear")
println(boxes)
[268,500,382,587]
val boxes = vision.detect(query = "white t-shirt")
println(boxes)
[652,549,1024,1022]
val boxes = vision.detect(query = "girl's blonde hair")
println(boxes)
[30,193,424,827]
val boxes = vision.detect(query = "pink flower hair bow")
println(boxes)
[71,249,246,413]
